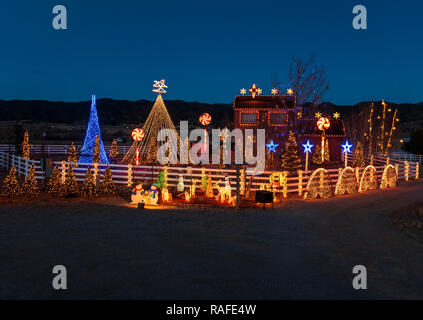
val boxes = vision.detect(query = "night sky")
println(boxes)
[0,0,422,104]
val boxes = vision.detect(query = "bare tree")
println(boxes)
[289,55,329,120]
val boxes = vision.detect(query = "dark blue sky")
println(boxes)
[0,0,422,104]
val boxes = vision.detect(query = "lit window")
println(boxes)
[241,112,257,124]
[269,112,286,124]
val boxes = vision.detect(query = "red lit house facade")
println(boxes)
[233,94,346,165]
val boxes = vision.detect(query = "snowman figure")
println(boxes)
[149,184,160,205]
[177,174,185,192]
[131,183,146,204]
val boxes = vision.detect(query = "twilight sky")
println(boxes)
[0,0,422,104]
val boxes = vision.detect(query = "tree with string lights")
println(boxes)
[68,142,78,165]
[80,166,96,197]
[99,166,116,195]
[63,166,78,196]
[1,167,21,198]
[109,139,119,160]
[22,131,30,159]
[22,164,39,196]
[281,131,302,172]
[46,166,64,197]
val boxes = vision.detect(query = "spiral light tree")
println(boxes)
[317,117,330,163]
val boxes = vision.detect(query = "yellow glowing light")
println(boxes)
[249,84,262,98]
[333,112,340,119]
[297,112,302,119]
[271,88,278,95]
[315,112,322,119]
[152,79,168,94]
[400,139,404,143]
[287,88,294,95]
[382,99,386,107]
[240,88,247,95]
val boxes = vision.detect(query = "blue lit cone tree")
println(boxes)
[79,95,109,164]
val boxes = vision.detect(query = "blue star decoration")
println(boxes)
[302,140,314,153]
[266,140,279,153]
[341,140,353,153]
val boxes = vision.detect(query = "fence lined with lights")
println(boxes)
[0,152,45,181]
[0,151,419,199]
[0,144,132,157]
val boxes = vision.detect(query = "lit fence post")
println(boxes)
[127,164,133,187]
[298,170,303,196]
[395,164,399,180]
[405,161,409,181]
[416,162,419,180]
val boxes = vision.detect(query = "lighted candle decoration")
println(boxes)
[341,140,353,168]
[199,113,211,152]
[131,128,145,165]
[317,117,330,163]
[302,140,314,172]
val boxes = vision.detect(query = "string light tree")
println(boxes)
[123,80,179,165]
[352,141,365,168]
[1,167,21,198]
[22,131,30,159]
[46,165,64,197]
[281,130,302,173]
[80,166,96,198]
[63,166,79,197]
[21,164,39,196]
[364,99,400,158]
[79,95,109,165]
[99,166,116,195]
[109,139,119,162]
[68,142,78,165]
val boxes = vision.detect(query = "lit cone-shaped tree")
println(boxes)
[205,175,213,198]
[1,167,21,198]
[146,137,158,164]
[80,166,96,197]
[92,135,100,164]
[312,144,323,165]
[68,142,78,166]
[352,141,365,167]
[99,166,116,195]
[79,95,109,164]
[46,166,64,197]
[21,164,39,196]
[324,139,330,162]
[281,131,302,172]
[22,131,30,159]
[63,166,78,196]
[109,139,119,160]
[123,88,178,164]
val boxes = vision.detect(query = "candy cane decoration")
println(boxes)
[317,117,330,163]
[131,128,145,165]
[199,113,212,152]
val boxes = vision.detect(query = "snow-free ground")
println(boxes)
[1,181,423,299]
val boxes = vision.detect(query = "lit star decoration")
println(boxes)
[249,84,262,99]
[333,112,340,120]
[266,140,279,153]
[152,80,168,94]
[287,88,294,96]
[302,140,314,154]
[240,88,247,95]
[341,141,353,153]
[315,112,322,119]
[271,88,278,95]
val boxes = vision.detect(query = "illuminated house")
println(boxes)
[233,92,346,164]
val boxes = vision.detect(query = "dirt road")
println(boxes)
[1,181,423,299]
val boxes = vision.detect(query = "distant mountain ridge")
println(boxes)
[0,98,422,134]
